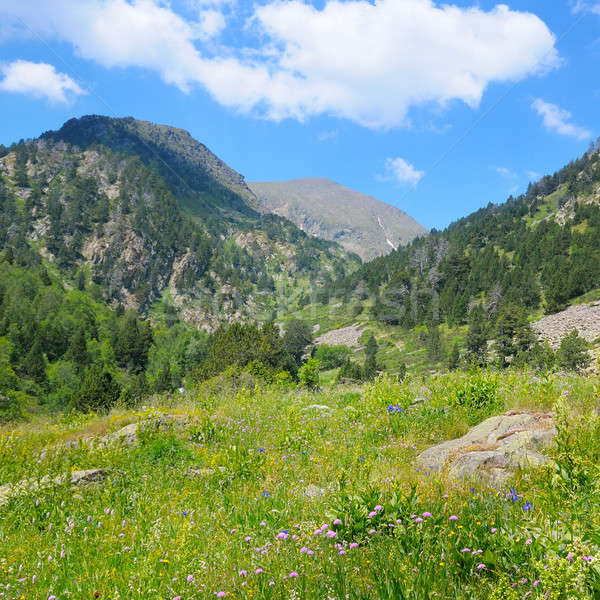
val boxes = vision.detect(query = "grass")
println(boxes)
[1,371,600,599]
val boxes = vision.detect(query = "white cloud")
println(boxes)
[195,9,226,39]
[493,166,516,178]
[572,1,600,15]
[526,170,541,181]
[0,0,559,128]
[0,59,85,104]
[532,99,591,140]
[382,157,424,187]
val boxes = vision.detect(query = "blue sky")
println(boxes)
[0,0,599,230]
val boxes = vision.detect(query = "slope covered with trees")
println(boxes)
[324,142,600,369]
[0,116,359,329]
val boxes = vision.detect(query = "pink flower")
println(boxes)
[300,547,308,553]
[368,511,377,518]
[526,539,532,546]
[333,518,342,525]
[476,564,485,570]
[230,529,236,534]
[260,521,266,526]
[414,517,424,523]
[533,580,540,587]
[349,542,358,549]
[368,529,376,535]
[173,597,182,600]
[216,593,226,598]
[187,575,194,582]
[339,550,347,555]
[449,515,458,521]
[326,530,337,538]
[239,570,247,577]
[307,550,314,555]
[244,536,252,542]
[461,548,471,553]
[422,512,432,518]
[491,528,497,533]
[276,532,288,540]
[288,571,299,578]
[374,505,383,512]
[255,568,263,574]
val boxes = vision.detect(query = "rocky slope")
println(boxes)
[0,116,359,330]
[248,178,426,261]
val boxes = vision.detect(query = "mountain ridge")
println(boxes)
[248,177,426,261]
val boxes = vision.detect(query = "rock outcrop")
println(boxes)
[0,469,108,507]
[100,414,190,446]
[417,410,556,487]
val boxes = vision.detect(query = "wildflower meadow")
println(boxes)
[1,371,600,599]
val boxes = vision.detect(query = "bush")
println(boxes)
[298,358,320,389]
[451,372,499,413]
[557,329,591,372]
[313,344,351,370]
[73,366,121,413]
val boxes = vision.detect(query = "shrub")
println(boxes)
[557,329,591,372]
[451,372,499,413]
[313,344,351,370]
[298,358,320,389]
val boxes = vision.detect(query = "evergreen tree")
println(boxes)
[23,338,47,385]
[282,319,313,365]
[74,366,121,413]
[363,334,379,379]
[556,329,591,372]
[67,327,89,371]
[426,324,443,363]
[466,304,487,366]
[448,340,460,370]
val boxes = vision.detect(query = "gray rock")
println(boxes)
[0,468,108,506]
[100,414,189,446]
[417,410,555,487]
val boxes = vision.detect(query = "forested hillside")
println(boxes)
[0,116,359,328]
[312,143,600,370]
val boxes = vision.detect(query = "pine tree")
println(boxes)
[448,340,460,370]
[466,304,487,366]
[67,327,89,371]
[74,366,121,413]
[363,334,379,379]
[23,338,47,385]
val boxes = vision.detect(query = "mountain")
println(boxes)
[319,142,600,367]
[248,177,426,261]
[0,116,359,330]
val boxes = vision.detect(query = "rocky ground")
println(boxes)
[533,302,600,348]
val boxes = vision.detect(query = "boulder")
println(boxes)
[416,410,555,487]
[0,468,108,507]
[100,413,189,446]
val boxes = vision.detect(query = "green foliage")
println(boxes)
[363,334,379,379]
[73,366,121,413]
[557,330,591,372]
[298,357,320,389]
[313,344,351,370]
[448,339,461,370]
[451,372,499,413]
[337,358,364,382]
[282,319,313,365]
[199,322,296,381]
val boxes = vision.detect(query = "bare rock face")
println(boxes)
[533,302,600,349]
[416,411,556,487]
[0,469,108,507]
